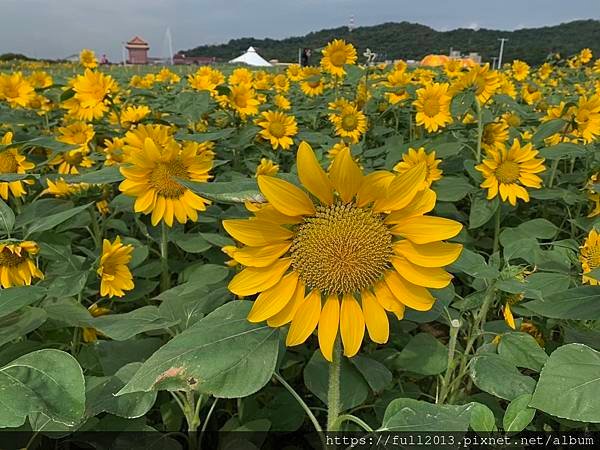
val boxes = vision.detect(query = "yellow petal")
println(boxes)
[391,256,453,289]
[356,171,395,207]
[391,216,463,244]
[254,205,303,225]
[373,280,405,319]
[268,282,306,327]
[503,304,516,330]
[361,289,389,344]
[248,271,299,322]
[223,219,293,247]
[373,162,426,212]
[393,240,463,267]
[257,175,315,216]
[228,258,291,296]
[340,293,365,358]
[286,290,321,346]
[232,241,291,267]
[297,141,333,205]
[318,294,340,361]
[385,188,436,223]
[384,270,435,311]
[329,147,363,203]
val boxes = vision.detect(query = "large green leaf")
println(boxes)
[380,398,476,431]
[497,332,548,372]
[470,354,536,401]
[91,306,178,341]
[181,179,263,203]
[0,307,47,347]
[503,394,535,432]
[530,343,600,422]
[395,333,447,375]
[0,198,15,234]
[522,286,600,319]
[117,301,279,398]
[0,285,46,318]
[25,202,92,237]
[469,195,498,229]
[0,349,85,428]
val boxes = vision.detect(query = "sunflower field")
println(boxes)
[0,41,600,448]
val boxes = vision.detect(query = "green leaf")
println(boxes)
[532,119,567,146]
[46,271,89,298]
[180,179,263,203]
[469,195,499,229]
[92,306,178,341]
[117,301,279,398]
[469,402,497,432]
[303,351,369,411]
[25,202,92,237]
[451,90,475,117]
[0,285,46,318]
[176,128,236,143]
[539,142,587,159]
[380,398,476,431]
[450,248,499,279]
[0,307,47,347]
[62,166,124,184]
[0,198,15,234]
[86,363,157,419]
[395,333,448,375]
[0,349,85,428]
[517,218,558,240]
[470,354,536,401]
[503,394,535,432]
[350,355,392,393]
[497,332,548,372]
[173,234,211,253]
[433,176,474,202]
[522,286,600,319]
[530,343,600,423]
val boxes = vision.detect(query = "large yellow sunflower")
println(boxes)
[413,82,452,133]
[580,228,600,285]
[0,72,35,108]
[511,60,530,81]
[451,64,500,104]
[330,105,368,143]
[64,69,118,121]
[227,83,260,117]
[300,67,325,97]
[321,39,357,77]
[119,125,212,226]
[393,147,442,188]
[0,131,35,200]
[79,49,98,69]
[481,120,509,153]
[223,142,463,361]
[0,241,44,288]
[256,111,298,150]
[97,236,134,298]
[475,139,545,206]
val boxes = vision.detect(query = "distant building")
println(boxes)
[173,52,218,65]
[126,36,150,64]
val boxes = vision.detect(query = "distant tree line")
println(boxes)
[183,19,600,65]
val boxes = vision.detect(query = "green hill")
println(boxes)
[183,19,600,65]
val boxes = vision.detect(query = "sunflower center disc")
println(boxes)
[0,248,25,267]
[341,113,358,131]
[422,97,441,116]
[149,159,188,198]
[584,245,600,268]
[268,121,286,138]
[0,151,18,173]
[495,160,520,184]
[329,51,347,67]
[290,203,393,294]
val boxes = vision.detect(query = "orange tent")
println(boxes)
[420,54,450,67]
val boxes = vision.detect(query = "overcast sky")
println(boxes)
[3,0,600,61]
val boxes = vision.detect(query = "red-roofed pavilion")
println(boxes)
[126,36,149,64]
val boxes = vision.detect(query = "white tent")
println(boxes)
[229,46,272,67]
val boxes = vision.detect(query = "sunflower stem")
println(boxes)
[438,318,461,404]
[475,98,484,163]
[547,158,560,188]
[160,221,170,291]
[327,339,342,432]
[493,207,501,254]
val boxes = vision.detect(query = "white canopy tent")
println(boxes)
[229,46,272,67]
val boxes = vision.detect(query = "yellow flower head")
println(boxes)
[65,69,118,121]
[451,64,500,104]
[79,49,98,69]
[476,139,546,206]
[482,120,509,153]
[300,67,325,97]
[393,147,442,188]
[119,124,212,226]
[579,48,593,64]
[273,74,290,93]
[188,66,224,93]
[227,83,260,117]
[102,137,126,166]
[586,172,600,218]
[286,64,303,81]
[329,104,367,143]
[44,178,90,197]
[273,94,291,110]
[0,131,35,200]
[28,71,53,89]
[511,60,530,81]
[0,240,43,288]
[580,228,600,286]
[321,39,357,77]
[413,82,452,133]
[0,72,35,108]
[97,236,134,298]
[119,105,151,128]
[256,111,298,150]
[229,67,253,85]
[223,142,463,361]
[255,158,279,177]
[574,94,600,143]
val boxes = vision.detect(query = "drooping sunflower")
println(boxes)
[0,131,35,200]
[79,49,98,69]
[580,228,600,286]
[413,82,452,133]
[256,111,298,150]
[119,125,212,226]
[82,304,111,343]
[321,39,357,77]
[43,178,90,197]
[223,142,463,360]
[97,236,134,298]
[481,120,509,153]
[330,104,368,143]
[393,147,442,188]
[255,158,279,177]
[0,241,44,288]
[273,94,291,111]
[0,72,35,108]
[475,139,546,206]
